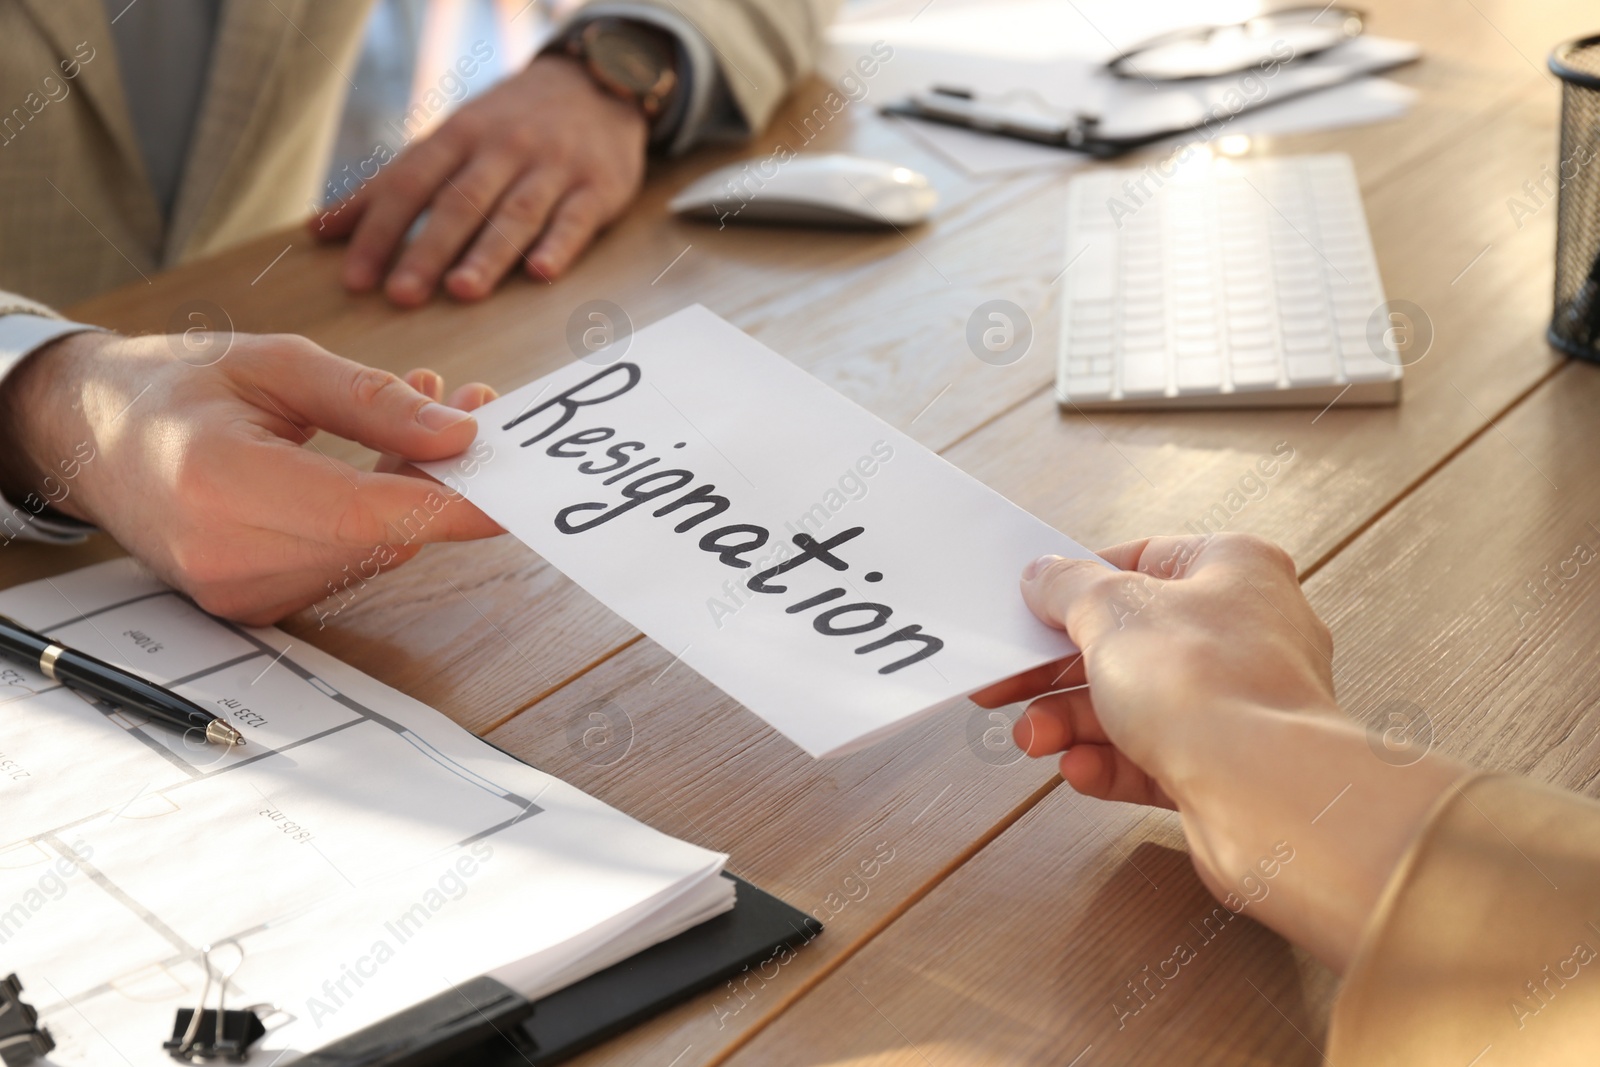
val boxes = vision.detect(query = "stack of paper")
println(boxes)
[827,0,1419,176]
[0,560,732,1064]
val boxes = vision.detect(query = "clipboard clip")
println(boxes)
[881,86,1128,157]
[0,973,54,1066]
[165,943,267,1063]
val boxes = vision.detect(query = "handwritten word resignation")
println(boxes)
[504,364,944,675]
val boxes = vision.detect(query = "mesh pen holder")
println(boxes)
[1548,35,1600,361]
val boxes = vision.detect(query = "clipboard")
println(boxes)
[300,875,821,1066]
[0,558,816,1066]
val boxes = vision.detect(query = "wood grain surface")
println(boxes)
[727,360,1600,1067]
[1,0,1592,1063]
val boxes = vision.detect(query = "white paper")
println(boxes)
[826,0,1418,178]
[1093,37,1420,141]
[419,306,1098,758]
[888,76,1415,177]
[0,560,729,1065]
[830,0,1267,64]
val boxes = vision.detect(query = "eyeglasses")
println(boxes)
[1107,6,1366,82]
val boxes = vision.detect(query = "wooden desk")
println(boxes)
[13,0,1598,1062]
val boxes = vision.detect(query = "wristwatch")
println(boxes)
[562,17,680,121]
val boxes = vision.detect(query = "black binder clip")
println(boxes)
[165,943,266,1063]
[0,973,54,1066]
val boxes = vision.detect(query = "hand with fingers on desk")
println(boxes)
[315,52,650,306]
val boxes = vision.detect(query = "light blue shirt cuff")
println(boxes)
[0,313,101,545]
[0,313,99,373]
[560,2,748,156]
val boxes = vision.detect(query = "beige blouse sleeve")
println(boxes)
[1329,772,1600,1065]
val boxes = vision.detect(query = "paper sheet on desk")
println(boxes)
[890,77,1416,177]
[826,0,1419,176]
[418,306,1098,758]
[0,560,731,1065]
[831,0,1265,62]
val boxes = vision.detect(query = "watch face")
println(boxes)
[590,33,667,96]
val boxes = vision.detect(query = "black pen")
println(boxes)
[0,614,245,746]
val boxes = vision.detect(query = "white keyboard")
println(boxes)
[1056,154,1402,410]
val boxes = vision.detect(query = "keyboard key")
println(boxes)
[1230,345,1279,366]
[1063,374,1113,401]
[1273,250,1317,268]
[1277,267,1321,286]
[1122,334,1166,354]
[1286,354,1338,385]
[1281,316,1330,336]
[1120,353,1169,396]
[1279,300,1331,321]
[1071,300,1114,324]
[1284,332,1334,354]
[1070,356,1117,376]
[1333,297,1375,320]
[1231,362,1281,388]
[1229,329,1275,351]
[1328,266,1374,287]
[1176,359,1223,390]
[1278,283,1325,304]
[1335,321,1374,346]
[1069,242,1115,301]
[1342,358,1398,383]
[1338,330,1373,354]
[1177,338,1219,358]
[1067,334,1113,358]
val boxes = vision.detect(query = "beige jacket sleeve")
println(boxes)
[2,0,840,311]
[626,0,840,134]
[1330,773,1600,1065]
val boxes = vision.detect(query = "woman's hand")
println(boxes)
[974,533,1466,972]
[0,330,503,624]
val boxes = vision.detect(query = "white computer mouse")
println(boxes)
[668,153,938,228]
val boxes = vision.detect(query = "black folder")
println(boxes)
[300,875,821,1067]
